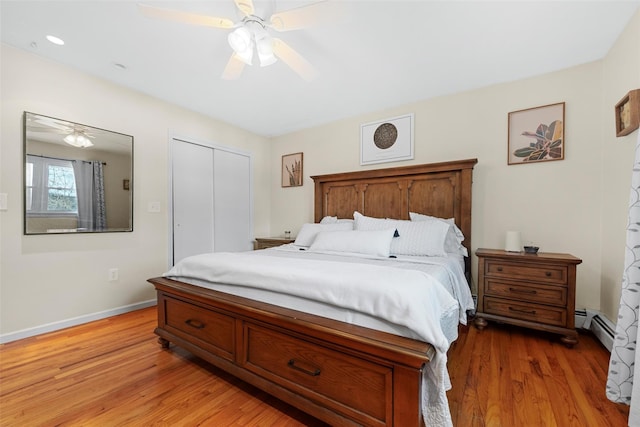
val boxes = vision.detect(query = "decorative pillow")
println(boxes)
[309,228,395,257]
[353,212,450,256]
[409,212,467,256]
[294,222,353,247]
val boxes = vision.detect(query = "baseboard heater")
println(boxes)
[576,309,615,351]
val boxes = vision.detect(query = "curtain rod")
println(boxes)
[26,154,106,165]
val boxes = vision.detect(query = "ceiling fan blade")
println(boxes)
[221,54,246,80]
[234,0,254,16]
[272,38,317,82]
[270,1,338,31]
[138,3,234,29]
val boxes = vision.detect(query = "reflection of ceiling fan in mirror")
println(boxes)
[138,0,335,81]
[27,115,95,148]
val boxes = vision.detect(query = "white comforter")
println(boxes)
[164,248,472,427]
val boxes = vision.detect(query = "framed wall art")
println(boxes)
[615,89,639,137]
[508,102,565,165]
[282,152,303,187]
[360,113,414,165]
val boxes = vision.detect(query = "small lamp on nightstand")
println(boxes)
[505,231,521,252]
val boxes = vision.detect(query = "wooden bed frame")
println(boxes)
[148,158,477,427]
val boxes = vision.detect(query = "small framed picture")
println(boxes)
[360,113,414,165]
[615,89,639,137]
[508,102,565,165]
[282,152,303,187]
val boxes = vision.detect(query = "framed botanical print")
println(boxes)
[508,102,565,165]
[282,152,303,187]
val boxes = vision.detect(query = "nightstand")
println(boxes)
[254,237,295,250]
[474,248,582,347]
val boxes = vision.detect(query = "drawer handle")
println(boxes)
[509,307,536,315]
[185,319,205,329]
[509,287,537,295]
[545,272,552,277]
[287,359,321,377]
[497,267,503,272]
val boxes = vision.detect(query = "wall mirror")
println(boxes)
[23,112,133,234]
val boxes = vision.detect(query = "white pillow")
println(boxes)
[320,216,338,224]
[409,212,467,256]
[353,212,450,256]
[294,222,353,247]
[309,229,395,257]
[320,216,354,225]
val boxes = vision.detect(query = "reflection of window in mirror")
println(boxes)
[24,112,133,234]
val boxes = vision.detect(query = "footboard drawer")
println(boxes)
[162,296,235,361]
[243,323,392,427]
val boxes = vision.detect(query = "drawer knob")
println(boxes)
[287,359,321,377]
[497,267,503,272]
[185,318,205,329]
[545,271,552,277]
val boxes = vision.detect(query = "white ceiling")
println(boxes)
[2,1,639,137]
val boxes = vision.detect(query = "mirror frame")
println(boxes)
[23,112,134,235]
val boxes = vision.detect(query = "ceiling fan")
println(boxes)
[138,0,334,81]
[27,115,95,148]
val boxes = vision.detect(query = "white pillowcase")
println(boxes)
[309,229,396,257]
[294,222,354,247]
[319,216,338,224]
[353,212,450,257]
[320,216,354,225]
[409,212,468,256]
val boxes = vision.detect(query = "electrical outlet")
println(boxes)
[148,201,161,213]
[108,268,119,282]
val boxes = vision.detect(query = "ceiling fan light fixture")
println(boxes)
[256,37,277,67]
[64,132,93,148]
[228,27,253,65]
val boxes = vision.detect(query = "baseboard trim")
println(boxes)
[0,299,157,344]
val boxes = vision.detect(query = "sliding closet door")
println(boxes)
[171,138,252,265]
[213,149,252,252]
[172,140,215,264]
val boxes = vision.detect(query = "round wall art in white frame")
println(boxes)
[360,113,414,165]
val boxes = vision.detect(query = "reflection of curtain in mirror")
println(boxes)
[73,160,106,231]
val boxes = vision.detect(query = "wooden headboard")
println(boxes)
[311,158,478,274]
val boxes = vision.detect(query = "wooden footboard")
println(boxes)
[149,277,433,427]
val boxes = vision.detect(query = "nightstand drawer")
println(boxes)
[484,297,567,327]
[484,279,567,307]
[486,260,567,285]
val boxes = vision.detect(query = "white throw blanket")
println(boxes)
[165,251,459,426]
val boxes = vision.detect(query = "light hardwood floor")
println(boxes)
[0,307,630,426]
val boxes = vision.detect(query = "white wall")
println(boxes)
[0,44,272,338]
[600,10,640,322]
[270,10,640,319]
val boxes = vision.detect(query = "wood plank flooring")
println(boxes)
[0,307,630,426]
